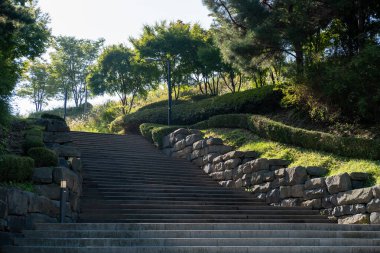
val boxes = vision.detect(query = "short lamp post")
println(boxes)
[145,57,172,126]
[60,180,67,223]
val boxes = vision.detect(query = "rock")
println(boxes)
[212,155,224,164]
[69,158,82,173]
[207,145,233,154]
[304,178,326,190]
[291,184,304,198]
[241,163,252,174]
[226,180,235,188]
[162,148,173,157]
[280,186,292,199]
[251,158,270,172]
[46,119,69,132]
[214,162,226,172]
[372,186,380,198]
[27,194,59,217]
[243,151,259,159]
[173,139,186,151]
[34,184,61,200]
[268,159,291,167]
[322,196,336,209]
[251,171,266,185]
[53,145,81,158]
[203,164,213,174]
[162,135,171,148]
[7,189,28,215]
[370,212,380,224]
[211,172,224,181]
[224,159,241,170]
[193,140,207,150]
[43,132,72,144]
[172,134,186,145]
[262,171,275,182]
[172,146,192,159]
[32,167,53,184]
[251,182,272,194]
[266,189,280,203]
[336,187,373,205]
[7,215,26,232]
[338,214,369,224]
[349,172,370,181]
[190,149,206,160]
[301,199,322,209]
[367,199,380,212]
[58,158,69,168]
[332,204,366,217]
[351,180,365,189]
[222,151,245,161]
[242,158,254,164]
[325,173,352,194]
[285,166,308,186]
[235,179,243,188]
[53,167,81,194]
[224,170,233,180]
[206,138,223,146]
[281,198,299,207]
[203,153,219,164]
[306,167,328,177]
[25,213,57,229]
[275,169,285,178]
[304,188,328,200]
[189,129,202,135]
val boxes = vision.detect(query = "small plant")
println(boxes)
[41,113,65,122]
[0,155,34,182]
[27,147,58,167]
[23,135,44,153]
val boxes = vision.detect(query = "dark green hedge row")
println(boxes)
[0,155,34,182]
[192,114,250,130]
[28,147,58,167]
[247,115,380,160]
[120,86,281,133]
[139,123,183,148]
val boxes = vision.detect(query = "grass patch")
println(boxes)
[203,128,380,185]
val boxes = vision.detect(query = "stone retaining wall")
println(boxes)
[0,118,82,235]
[162,128,380,224]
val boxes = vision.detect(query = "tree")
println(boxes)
[17,60,55,112]
[49,36,104,114]
[130,21,201,100]
[0,0,50,121]
[87,45,158,114]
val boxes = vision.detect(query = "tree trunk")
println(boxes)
[294,42,304,77]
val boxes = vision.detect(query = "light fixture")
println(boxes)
[60,180,67,188]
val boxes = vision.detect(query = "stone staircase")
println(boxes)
[3,132,380,253]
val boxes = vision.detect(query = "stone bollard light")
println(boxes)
[60,180,67,223]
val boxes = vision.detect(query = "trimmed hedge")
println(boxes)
[192,114,250,130]
[27,147,58,167]
[40,113,65,122]
[139,123,183,148]
[121,86,281,133]
[247,115,380,160]
[22,136,44,153]
[0,155,34,182]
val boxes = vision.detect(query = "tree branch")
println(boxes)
[217,0,247,30]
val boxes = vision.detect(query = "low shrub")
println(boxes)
[27,147,58,167]
[139,123,183,148]
[41,113,65,122]
[248,115,380,160]
[121,86,281,133]
[0,155,34,182]
[23,136,44,153]
[207,114,250,129]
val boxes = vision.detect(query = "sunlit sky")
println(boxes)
[14,0,213,115]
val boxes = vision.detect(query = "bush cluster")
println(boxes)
[0,155,34,182]
[139,123,182,148]
[40,113,65,122]
[27,147,58,167]
[248,115,380,160]
[122,86,281,133]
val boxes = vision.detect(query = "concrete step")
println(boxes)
[22,229,380,239]
[14,237,380,247]
[4,245,380,253]
[77,219,333,223]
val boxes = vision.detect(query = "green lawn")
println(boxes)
[203,128,380,185]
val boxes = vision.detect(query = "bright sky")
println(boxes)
[14,0,213,115]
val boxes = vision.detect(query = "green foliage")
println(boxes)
[303,44,380,123]
[121,86,281,133]
[24,127,43,139]
[248,115,380,160]
[0,155,34,182]
[204,128,380,185]
[41,113,65,122]
[22,136,44,153]
[140,123,183,148]
[27,147,58,168]
[0,182,35,192]
[207,114,249,129]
